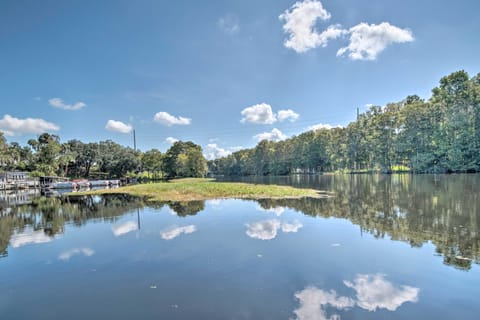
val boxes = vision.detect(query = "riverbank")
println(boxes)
[70,178,327,202]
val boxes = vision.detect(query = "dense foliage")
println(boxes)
[0,133,207,179]
[209,70,480,175]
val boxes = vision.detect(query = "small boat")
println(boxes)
[109,180,120,186]
[73,179,90,188]
[89,180,109,187]
[51,182,77,189]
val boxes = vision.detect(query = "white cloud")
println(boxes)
[280,0,338,53]
[293,275,419,319]
[282,220,303,233]
[153,111,191,126]
[246,219,282,240]
[9,228,56,248]
[218,14,240,35]
[205,143,232,160]
[48,97,86,111]
[337,22,414,61]
[307,123,343,131]
[161,225,197,240]
[344,274,419,312]
[105,120,133,134]
[254,128,287,142]
[241,103,277,124]
[0,114,60,136]
[58,248,94,261]
[317,24,348,47]
[293,287,355,320]
[277,109,300,122]
[112,221,138,237]
[165,137,179,144]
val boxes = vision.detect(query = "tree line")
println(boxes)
[0,133,207,179]
[209,70,480,175]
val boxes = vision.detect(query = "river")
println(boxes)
[1,174,479,319]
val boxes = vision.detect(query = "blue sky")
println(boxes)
[1,0,479,159]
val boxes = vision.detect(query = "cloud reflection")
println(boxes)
[282,220,303,233]
[257,205,286,216]
[293,274,419,319]
[10,228,56,248]
[246,219,303,240]
[112,221,138,237]
[59,248,95,261]
[246,219,281,240]
[161,225,197,240]
[344,274,419,312]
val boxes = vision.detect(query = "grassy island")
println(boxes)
[71,178,328,202]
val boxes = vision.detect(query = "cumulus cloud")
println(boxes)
[154,111,191,126]
[344,274,419,311]
[241,103,277,124]
[293,274,419,319]
[48,97,86,111]
[307,123,342,131]
[0,114,60,136]
[279,1,413,59]
[112,221,138,237]
[218,14,240,35]
[161,225,197,240]
[9,228,55,248]
[277,109,300,122]
[165,137,179,144]
[279,0,336,53]
[58,248,94,261]
[205,143,232,160]
[105,120,133,134]
[254,128,287,142]
[282,220,303,233]
[337,22,414,61]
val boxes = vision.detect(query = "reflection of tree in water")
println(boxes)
[168,201,205,217]
[0,195,207,258]
[257,174,480,270]
[0,194,144,258]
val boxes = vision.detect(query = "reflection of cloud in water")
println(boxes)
[207,199,223,206]
[246,219,303,240]
[294,287,355,320]
[10,228,55,248]
[246,219,281,240]
[293,274,419,319]
[161,225,196,240]
[257,205,286,216]
[112,221,138,237]
[282,220,303,233]
[344,274,419,311]
[59,248,94,261]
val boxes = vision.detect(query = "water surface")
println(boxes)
[1,174,479,319]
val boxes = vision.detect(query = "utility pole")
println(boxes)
[133,129,137,152]
[357,107,359,121]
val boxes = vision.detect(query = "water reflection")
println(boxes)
[10,227,57,248]
[58,247,94,261]
[112,221,138,237]
[1,174,480,270]
[160,225,197,240]
[245,219,303,240]
[293,274,419,320]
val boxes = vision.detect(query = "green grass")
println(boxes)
[71,178,328,202]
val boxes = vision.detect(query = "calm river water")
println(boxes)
[1,174,479,319]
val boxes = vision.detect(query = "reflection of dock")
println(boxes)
[0,172,39,190]
[0,189,40,215]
